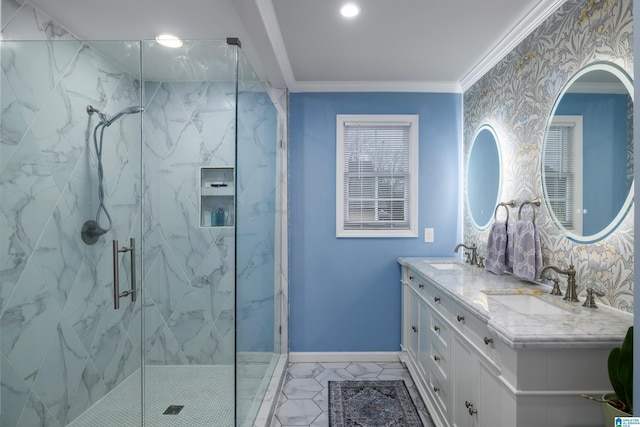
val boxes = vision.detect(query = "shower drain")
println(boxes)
[163,405,184,415]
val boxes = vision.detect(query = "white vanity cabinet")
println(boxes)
[399,260,625,427]
[451,334,502,427]
[403,270,502,426]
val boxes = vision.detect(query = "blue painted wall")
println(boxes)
[289,92,462,352]
[556,93,630,235]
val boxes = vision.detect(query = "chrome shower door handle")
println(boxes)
[113,238,137,309]
[113,240,120,309]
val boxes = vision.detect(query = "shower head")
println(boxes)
[102,106,144,127]
[86,105,143,127]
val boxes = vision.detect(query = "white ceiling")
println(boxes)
[24,0,566,92]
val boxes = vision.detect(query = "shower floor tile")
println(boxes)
[68,365,234,427]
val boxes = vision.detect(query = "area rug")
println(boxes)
[328,380,423,427]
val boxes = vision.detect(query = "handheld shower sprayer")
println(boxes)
[82,104,143,245]
[86,105,144,127]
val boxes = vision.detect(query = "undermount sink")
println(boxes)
[424,261,462,270]
[430,263,461,270]
[485,293,574,315]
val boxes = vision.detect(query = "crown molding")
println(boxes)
[460,0,567,91]
[289,80,462,93]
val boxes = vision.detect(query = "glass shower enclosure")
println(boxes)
[0,37,282,427]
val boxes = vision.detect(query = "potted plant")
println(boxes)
[584,326,633,426]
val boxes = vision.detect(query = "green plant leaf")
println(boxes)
[618,326,633,413]
[608,347,625,402]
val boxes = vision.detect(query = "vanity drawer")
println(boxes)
[427,366,451,422]
[429,310,451,349]
[427,286,451,316]
[451,303,499,365]
[429,336,450,381]
[406,269,430,298]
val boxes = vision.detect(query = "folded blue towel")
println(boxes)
[512,220,543,281]
[485,221,507,274]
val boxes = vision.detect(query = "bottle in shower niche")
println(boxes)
[212,207,225,226]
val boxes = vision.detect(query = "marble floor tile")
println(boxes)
[272,361,435,427]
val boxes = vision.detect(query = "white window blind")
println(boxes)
[336,115,418,238]
[544,116,583,232]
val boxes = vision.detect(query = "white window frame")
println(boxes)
[544,115,584,234]
[336,114,419,238]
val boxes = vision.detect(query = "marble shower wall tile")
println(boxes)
[1,353,31,427]
[1,261,63,386]
[236,89,278,354]
[0,70,29,173]
[31,319,88,426]
[65,359,107,424]
[145,245,192,323]
[32,202,85,310]
[62,255,108,354]
[0,211,27,318]
[1,0,23,32]
[1,4,146,425]
[0,131,61,255]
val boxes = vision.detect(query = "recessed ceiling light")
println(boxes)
[340,3,360,18]
[155,34,183,48]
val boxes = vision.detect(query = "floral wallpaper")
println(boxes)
[463,0,634,311]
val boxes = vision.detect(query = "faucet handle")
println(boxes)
[548,277,562,296]
[477,256,484,268]
[582,288,604,308]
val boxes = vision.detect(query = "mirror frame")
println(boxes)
[542,61,634,243]
[467,124,502,230]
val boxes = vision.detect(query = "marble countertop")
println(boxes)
[398,257,633,349]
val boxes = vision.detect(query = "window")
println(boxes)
[336,115,418,237]
[543,116,583,233]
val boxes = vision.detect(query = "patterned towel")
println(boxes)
[512,220,543,281]
[484,221,507,274]
[506,224,514,270]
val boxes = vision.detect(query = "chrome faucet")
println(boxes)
[539,264,579,302]
[454,243,478,266]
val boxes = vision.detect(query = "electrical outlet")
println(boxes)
[424,228,434,243]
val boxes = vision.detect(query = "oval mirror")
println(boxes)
[542,62,633,243]
[467,125,501,229]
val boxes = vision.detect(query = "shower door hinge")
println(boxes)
[227,37,242,47]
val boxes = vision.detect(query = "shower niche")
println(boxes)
[200,167,235,227]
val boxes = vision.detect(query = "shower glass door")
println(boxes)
[235,48,281,427]
[0,40,143,427]
[141,40,237,426]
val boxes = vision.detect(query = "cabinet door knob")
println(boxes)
[433,325,440,332]
[433,386,440,392]
[484,337,493,345]
[433,355,440,362]
[465,400,477,414]
[457,315,465,322]
[434,296,441,303]
[419,284,425,289]
[409,275,414,280]
[412,325,418,333]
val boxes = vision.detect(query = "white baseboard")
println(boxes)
[288,352,401,363]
